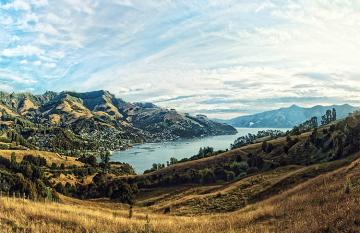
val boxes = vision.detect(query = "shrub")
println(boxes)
[23,155,47,167]
[247,153,264,169]
[200,168,215,184]
[51,162,57,170]
[229,162,248,176]
[214,166,227,180]
[225,170,235,181]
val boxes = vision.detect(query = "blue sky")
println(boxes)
[1,0,360,119]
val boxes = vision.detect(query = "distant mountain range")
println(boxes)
[0,90,236,152]
[218,104,358,128]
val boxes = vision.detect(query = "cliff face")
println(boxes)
[0,90,237,152]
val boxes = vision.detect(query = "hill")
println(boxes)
[0,151,359,232]
[0,90,236,153]
[220,104,358,128]
[1,102,360,232]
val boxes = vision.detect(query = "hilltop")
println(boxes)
[0,90,236,153]
[220,104,357,128]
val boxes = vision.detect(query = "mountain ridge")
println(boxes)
[218,104,358,128]
[0,90,236,153]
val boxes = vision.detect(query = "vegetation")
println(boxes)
[1,106,360,232]
[231,130,284,149]
[138,109,360,190]
[0,149,137,205]
[0,154,359,233]
[0,90,236,156]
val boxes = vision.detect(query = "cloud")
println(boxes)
[0,70,37,85]
[1,0,31,11]
[1,45,44,57]
[1,0,360,118]
[153,95,197,104]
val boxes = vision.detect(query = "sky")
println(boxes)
[1,0,360,119]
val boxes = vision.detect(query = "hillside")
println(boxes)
[1,103,360,232]
[0,151,359,232]
[0,90,236,153]
[220,104,357,128]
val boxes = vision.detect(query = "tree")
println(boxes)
[87,155,97,167]
[262,141,273,153]
[321,109,336,125]
[151,163,158,171]
[11,152,16,164]
[311,116,318,128]
[100,151,111,173]
[332,108,337,121]
[326,110,332,123]
[109,180,138,204]
[169,157,178,165]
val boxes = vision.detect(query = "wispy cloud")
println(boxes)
[1,0,360,118]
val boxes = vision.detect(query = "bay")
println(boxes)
[111,128,289,174]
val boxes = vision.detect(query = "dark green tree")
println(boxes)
[100,151,111,173]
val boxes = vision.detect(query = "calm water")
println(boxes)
[111,128,289,174]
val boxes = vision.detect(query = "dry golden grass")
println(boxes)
[57,99,93,120]
[0,104,18,116]
[0,194,277,233]
[18,98,38,115]
[49,114,61,124]
[0,150,83,167]
[1,155,359,233]
[140,156,354,216]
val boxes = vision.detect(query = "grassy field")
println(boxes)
[1,153,359,233]
[0,150,83,167]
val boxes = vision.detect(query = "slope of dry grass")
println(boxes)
[0,150,83,167]
[138,153,357,216]
[1,154,359,233]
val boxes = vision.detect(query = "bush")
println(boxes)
[225,170,235,181]
[77,155,97,167]
[0,156,11,168]
[247,153,264,169]
[229,162,248,176]
[51,162,57,170]
[200,168,215,184]
[214,166,227,180]
[109,180,138,204]
[23,155,47,167]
